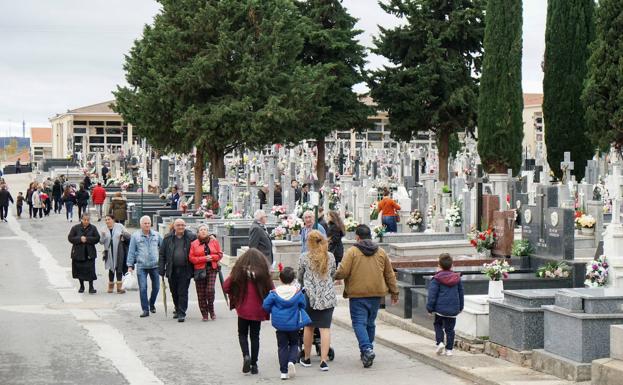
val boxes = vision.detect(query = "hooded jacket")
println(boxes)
[426,270,464,317]
[262,285,307,332]
[335,239,399,300]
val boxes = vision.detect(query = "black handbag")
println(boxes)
[194,268,207,281]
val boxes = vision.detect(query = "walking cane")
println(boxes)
[161,276,168,317]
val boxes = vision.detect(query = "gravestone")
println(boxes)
[585,159,598,185]
[560,152,574,184]
[481,195,499,229]
[539,208,575,260]
[492,210,515,257]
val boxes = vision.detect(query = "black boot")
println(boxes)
[88,281,96,294]
[78,280,85,293]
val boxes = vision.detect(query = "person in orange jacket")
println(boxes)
[91,182,107,221]
[188,224,223,321]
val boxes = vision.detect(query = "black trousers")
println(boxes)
[434,315,456,350]
[168,267,191,317]
[108,269,123,282]
[0,205,8,220]
[238,317,261,365]
[33,207,43,218]
[276,331,299,373]
[28,203,32,218]
[54,197,62,213]
[16,205,22,217]
[78,204,87,219]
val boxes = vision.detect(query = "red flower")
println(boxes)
[493,233,497,238]
[486,229,492,234]
[471,240,477,247]
[479,234,486,241]
[278,262,283,272]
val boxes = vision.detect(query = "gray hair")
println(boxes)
[140,215,151,224]
[81,212,91,220]
[303,210,314,218]
[197,224,209,233]
[254,209,266,221]
[173,218,186,225]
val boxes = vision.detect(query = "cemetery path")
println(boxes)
[0,174,472,385]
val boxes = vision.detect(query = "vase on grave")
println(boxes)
[275,235,284,241]
[448,226,461,234]
[288,232,301,242]
[488,280,504,299]
[409,225,420,233]
[478,249,492,259]
[581,226,595,236]
[345,231,355,240]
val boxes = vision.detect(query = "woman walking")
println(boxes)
[63,186,77,222]
[26,182,34,219]
[32,185,43,220]
[76,183,90,219]
[378,188,401,233]
[297,230,337,371]
[68,213,100,293]
[52,179,63,214]
[99,214,130,294]
[327,211,345,266]
[188,224,223,321]
[223,248,274,375]
[109,192,127,225]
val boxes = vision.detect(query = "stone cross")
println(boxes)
[560,152,574,184]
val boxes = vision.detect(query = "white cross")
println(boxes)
[560,152,575,184]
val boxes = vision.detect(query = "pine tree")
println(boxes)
[295,0,372,185]
[583,0,623,152]
[543,0,595,181]
[477,0,524,175]
[369,0,485,184]
[114,0,327,206]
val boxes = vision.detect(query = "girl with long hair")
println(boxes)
[297,230,337,371]
[223,248,274,375]
[327,211,345,266]
[63,185,77,222]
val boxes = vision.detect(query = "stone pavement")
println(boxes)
[0,173,472,385]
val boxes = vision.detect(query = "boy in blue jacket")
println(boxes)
[426,253,464,356]
[263,267,309,380]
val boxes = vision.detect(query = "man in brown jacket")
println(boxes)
[335,224,399,368]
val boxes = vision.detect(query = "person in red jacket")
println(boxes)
[91,183,107,222]
[189,224,223,321]
[223,248,274,375]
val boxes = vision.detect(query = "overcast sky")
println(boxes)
[0,0,547,136]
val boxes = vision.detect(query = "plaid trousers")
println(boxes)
[195,268,218,317]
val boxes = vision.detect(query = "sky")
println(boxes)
[0,0,547,137]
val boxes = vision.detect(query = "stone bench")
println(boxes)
[390,240,474,259]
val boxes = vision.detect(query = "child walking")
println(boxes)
[223,248,274,375]
[263,267,310,380]
[426,253,464,356]
[16,192,24,218]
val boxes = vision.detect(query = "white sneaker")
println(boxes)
[287,362,296,378]
[445,350,453,356]
[435,342,445,355]
[280,373,288,380]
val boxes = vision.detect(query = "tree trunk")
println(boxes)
[316,136,326,185]
[438,129,450,185]
[193,149,205,211]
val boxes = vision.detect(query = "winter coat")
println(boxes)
[109,197,127,221]
[297,252,337,310]
[335,239,399,300]
[188,237,223,271]
[68,223,100,262]
[426,270,464,317]
[159,230,197,279]
[0,189,13,206]
[263,285,307,332]
[301,224,327,254]
[127,229,162,269]
[223,277,271,321]
[170,192,180,210]
[76,189,89,207]
[26,188,33,205]
[52,182,62,199]
[91,186,106,205]
[32,191,43,209]
[327,222,344,263]
[248,220,273,264]
[99,223,131,272]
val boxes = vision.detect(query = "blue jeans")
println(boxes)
[349,297,381,353]
[65,202,74,220]
[382,215,397,232]
[137,267,160,312]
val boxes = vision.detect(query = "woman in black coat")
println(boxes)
[52,179,63,214]
[68,213,100,293]
[326,210,345,266]
[76,184,90,219]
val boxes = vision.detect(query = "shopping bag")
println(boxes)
[121,271,138,291]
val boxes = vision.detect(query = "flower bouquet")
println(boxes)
[370,201,379,220]
[373,225,386,241]
[536,261,571,278]
[445,201,462,229]
[282,215,303,235]
[328,186,341,210]
[511,239,532,257]
[578,214,596,235]
[574,210,584,230]
[295,202,314,218]
[406,210,423,231]
[270,225,287,240]
[585,255,609,287]
[344,217,359,232]
[482,259,515,281]
[469,228,497,253]
[271,205,288,218]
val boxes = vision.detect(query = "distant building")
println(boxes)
[31,127,53,165]
[49,101,137,159]
[522,93,545,160]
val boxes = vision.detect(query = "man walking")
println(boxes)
[159,219,196,322]
[91,182,107,221]
[249,209,273,265]
[127,215,163,318]
[0,184,14,222]
[15,158,21,174]
[335,224,399,368]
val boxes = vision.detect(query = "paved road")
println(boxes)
[0,173,472,385]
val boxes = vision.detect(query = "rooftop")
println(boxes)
[31,127,52,143]
[523,93,543,107]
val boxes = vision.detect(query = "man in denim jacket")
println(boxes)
[128,215,163,317]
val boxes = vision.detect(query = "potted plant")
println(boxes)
[481,259,515,299]
[469,228,497,258]
[585,255,609,287]
[445,201,462,233]
[441,185,451,194]
[536,261,571,278]
[574,210,584,235]
[344,217,359,240]
[270,225,287,241]
[373,225,386,243]
[406,210,423,232]
[282,215,303,241]
[511,239,532,257]
[271,205,288,219]
[578,214,596,236]
[224,221,235,235]
[369,201,379,221]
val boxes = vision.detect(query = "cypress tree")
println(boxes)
[543,0,595,181]
[477,0,524,175]
[583,0,623,151]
